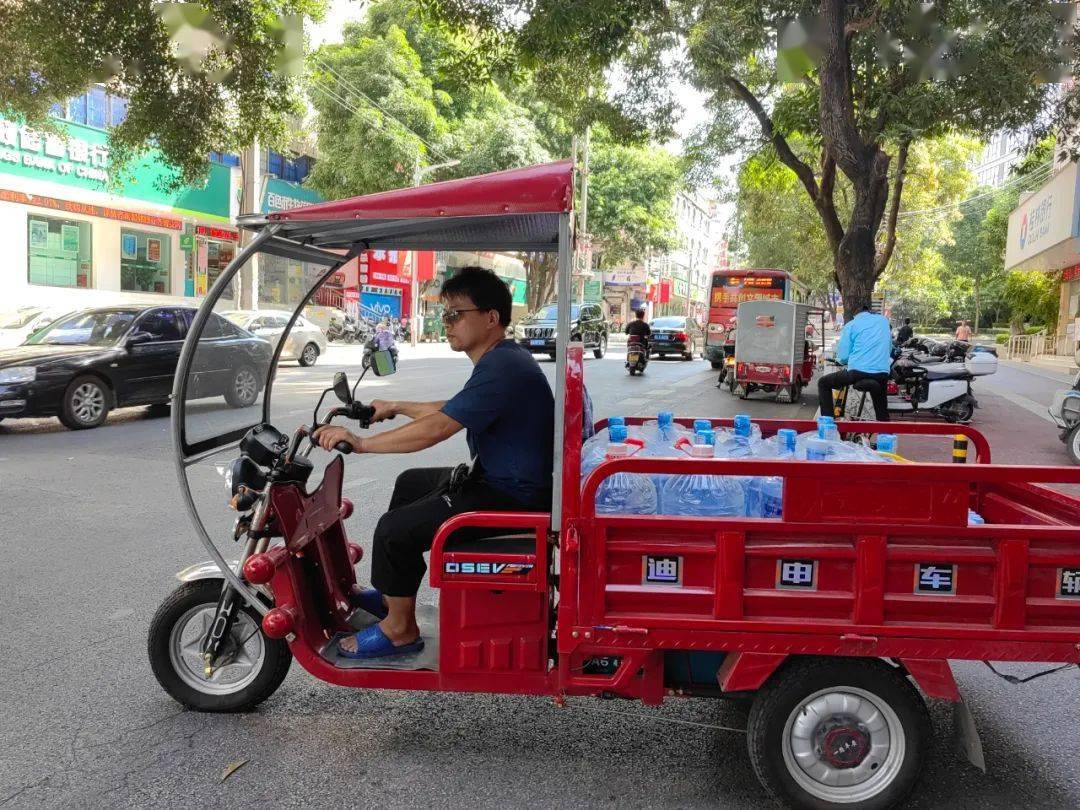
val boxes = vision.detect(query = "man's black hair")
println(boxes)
[904,318,911,324]
[440,266,512,327]
[635,309,646,319]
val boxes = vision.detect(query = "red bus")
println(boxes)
[705,268,806,367]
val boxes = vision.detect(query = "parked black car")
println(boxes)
[515,303,608,359]
[649,316,705,360]
[0,306,272,430]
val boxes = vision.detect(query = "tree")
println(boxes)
[425,1,1075,314]
[0,1,325,188]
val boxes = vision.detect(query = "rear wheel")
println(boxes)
[747,658,930,810]
[594,334,607,359]
[628,367,637,376]
[224,365,259,408]
[683,342,694,360]
[299,342,320,367]
[711,360,723,369]
[59,375,111,430]
[1067,424,1080,464]
[148,579,291,712]
[790,381,803,403]
[944,399,975,424]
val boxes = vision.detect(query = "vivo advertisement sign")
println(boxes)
[1006,162,1080,271]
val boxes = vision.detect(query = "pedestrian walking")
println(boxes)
[956,320,973,341]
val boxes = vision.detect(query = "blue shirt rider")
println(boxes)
[818,305,893,421]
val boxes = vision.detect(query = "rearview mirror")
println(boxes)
[333,371,352,404]
[370,348,397,377]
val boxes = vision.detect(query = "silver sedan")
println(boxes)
[221,310,328,366]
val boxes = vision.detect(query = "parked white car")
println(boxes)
[221,309,328,366]
[0,307,65,349]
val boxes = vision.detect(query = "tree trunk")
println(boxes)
[973,276,982,334]
[524,252,557,312]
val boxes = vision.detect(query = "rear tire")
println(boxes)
[59,375,111,430]
[1067,424,1080,465]
[148,579,291,713]
[711,360,723,369]
[224,365,259,408]
[594,334,607,359]
[299,342,320,367]
[747,657,930,810]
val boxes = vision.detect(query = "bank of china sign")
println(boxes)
[1005,162,1080,271]
[0,119,110,183]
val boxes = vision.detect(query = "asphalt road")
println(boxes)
[0,343,1077,809]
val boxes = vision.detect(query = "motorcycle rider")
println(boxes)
[373,318,399,365]
[312,268,554,659]
[625,308,651,347]
[818,301,893,421]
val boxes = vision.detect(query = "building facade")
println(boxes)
[972,130,1025,189]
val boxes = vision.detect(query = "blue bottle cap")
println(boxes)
[658,411,674,426]
[693,419,712,433]
[608,416,625,427]
[608,424,628,442]
[695,429,715,446]
[734,414,752,436]
[777,428,797,454]
[876,433,897,454]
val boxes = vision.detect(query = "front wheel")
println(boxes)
[148,579,291,712]
[943,398,975,424]
[594,334,607,359]
[59,375,111,429]
[747,658,930,810]
[1066,424,1080,464]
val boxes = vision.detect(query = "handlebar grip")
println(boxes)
[334,440,354,454]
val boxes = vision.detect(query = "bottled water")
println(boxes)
[745,428,795,518]
[640,411,688,494]
[967,509,985,525]
[660,439,744,517]
[817,415,840,441]
[582,417,629,477]
[595,438,657,515]
[693,419,712,434]
[876,433,897,454]
[715,413,757,458]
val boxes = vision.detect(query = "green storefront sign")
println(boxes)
[505,276,526,306]
[0,116,232,221]
[583,278,602,302]
[262,177,324,213]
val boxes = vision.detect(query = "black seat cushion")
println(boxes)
[853,378,884,392]
[443,530,536,555]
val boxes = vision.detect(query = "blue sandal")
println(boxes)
[338,623,424,660]
[352,587,389,620]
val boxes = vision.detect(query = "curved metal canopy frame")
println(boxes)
[170,161,575,614]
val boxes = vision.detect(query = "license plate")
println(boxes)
[531,339,545,346]
[656,334,668,340]
[628,352,640,362]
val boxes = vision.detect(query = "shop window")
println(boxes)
[205,239,237,299]
[27,216,92,289]
[259,254,323,308]
[120,229,172,293]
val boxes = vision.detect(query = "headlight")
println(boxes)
[0,366,36,383]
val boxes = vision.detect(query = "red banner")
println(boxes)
[0,187,183,230]
[659,278,672,304]
[196,224,239,241]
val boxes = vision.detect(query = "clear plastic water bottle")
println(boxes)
[693,419,712,434]
[716,414,756,458]
[595,437,657,515]
[817,415,840,441]
[967,509,985,525]
[806,437,831,461]
[661,439,744,517]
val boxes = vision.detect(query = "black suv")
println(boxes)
[515,303,608,359]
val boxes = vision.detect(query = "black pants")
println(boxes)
[371,467,546,597]
[817,369,891,422]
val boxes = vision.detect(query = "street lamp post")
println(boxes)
[409,159,460,347]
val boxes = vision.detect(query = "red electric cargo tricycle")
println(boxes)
[151,161,1080,810]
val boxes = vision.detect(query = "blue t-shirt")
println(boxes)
[441,340,554,507]
[836,311,893,374]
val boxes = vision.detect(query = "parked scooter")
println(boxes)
[1049,360,1080,463]
[840,342,998,423]
[626,336,649,376]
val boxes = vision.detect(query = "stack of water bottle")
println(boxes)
[583,412,893,517]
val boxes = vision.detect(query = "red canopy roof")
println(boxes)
[241,160,573,255]
[268,159,573,222]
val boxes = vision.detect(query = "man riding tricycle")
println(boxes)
[151,161,1080,810]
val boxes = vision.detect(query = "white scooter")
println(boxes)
[1049,355,1080,463]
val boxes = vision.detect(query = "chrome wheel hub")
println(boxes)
[169,604,265,695]
[235,369,257,402]
[782,686,904,803]
[71,382,105,423]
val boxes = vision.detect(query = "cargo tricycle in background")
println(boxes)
[151,161,1080,810]
[728,299,824,403]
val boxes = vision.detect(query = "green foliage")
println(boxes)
[0,0,326,190]
[587,133,681,267]
[1006,272,1061,330]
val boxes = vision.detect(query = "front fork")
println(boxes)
[201,507,271,676]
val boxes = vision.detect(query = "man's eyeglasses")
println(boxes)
[440,307,481,324]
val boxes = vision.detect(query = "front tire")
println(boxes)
[224,365,260,408]
[747,658,930,810]
[148,579,291,713]
[594,334,607,359]
[59,375,111,430]
[299,342,320,367]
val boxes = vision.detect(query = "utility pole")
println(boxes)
[409,158,460,346]
[238,139,261,309]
